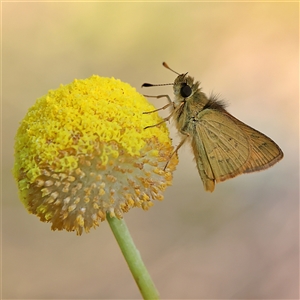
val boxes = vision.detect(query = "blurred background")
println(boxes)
[2,2,298,299]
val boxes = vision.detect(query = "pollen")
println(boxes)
[13,75,178,235]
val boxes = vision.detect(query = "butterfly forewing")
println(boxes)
[225,113,284,172]
[193,109,250,188]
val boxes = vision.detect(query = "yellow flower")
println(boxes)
[13,75,178,235]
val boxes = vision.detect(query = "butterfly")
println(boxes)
[142,62,283,192]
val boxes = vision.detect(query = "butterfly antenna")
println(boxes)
[141,62,184,88]
[141,82,173,88]
[162,62,180,75]
[141,62,173,87]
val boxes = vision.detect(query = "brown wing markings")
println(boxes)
[195,109,251,183]
[225,114,284,172]
[206,120,250,172]
[195,125,244,181]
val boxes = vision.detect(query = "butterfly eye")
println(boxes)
[180,83,192,98]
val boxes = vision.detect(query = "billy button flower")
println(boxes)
[13,75,178,236]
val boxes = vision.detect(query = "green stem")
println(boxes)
[107,213,160,300]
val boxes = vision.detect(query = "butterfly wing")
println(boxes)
[227,113,284,172]
[191,109,250,191]
[191,109,283,192]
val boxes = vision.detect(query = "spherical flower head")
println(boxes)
[13,75,178,235]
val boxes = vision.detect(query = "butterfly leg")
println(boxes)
[164,134,189,170]
[143,94,174,106]
[143,102,173,115]
[143,95,176,129]
[144,108,176,129]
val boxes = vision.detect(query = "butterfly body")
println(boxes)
[143,63,283,192]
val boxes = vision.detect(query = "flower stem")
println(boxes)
[107,213,160,300]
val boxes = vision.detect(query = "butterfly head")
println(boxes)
[141,62,201,104]
[173,73,200,103]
